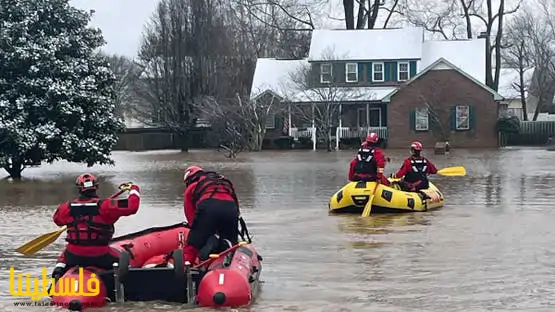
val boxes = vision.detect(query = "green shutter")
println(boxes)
[450,106,457,131]
[410,110,416,130]
[409,61,417,78]
[367,62,373,81]
[358,63,364,82]
[384,62,397,81]
[469,105,475,130]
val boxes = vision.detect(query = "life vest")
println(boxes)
[191,172,239,207]
[353,148,378,178]
[404,158,428,183]
[64,199,115,246]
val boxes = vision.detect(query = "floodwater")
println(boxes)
[1,148,555,312]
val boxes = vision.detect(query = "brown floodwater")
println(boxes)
[1,147,555,312]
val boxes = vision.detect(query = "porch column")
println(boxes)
[311,103,316,151]
[366,103,370,135]
[336,103,342,150]
[287,103,292,136]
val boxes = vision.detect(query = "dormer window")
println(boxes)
[345,63,358,83]
[320,63,332,83]
[372,62,384,82]
[398,62,409,81]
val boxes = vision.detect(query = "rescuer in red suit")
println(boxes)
[182,165,239,264]
[349,132,390,185]
[50,173,141,279]
[393,141,438,191]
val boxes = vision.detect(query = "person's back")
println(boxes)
[349,148,378,181]
[50,173,141,279]
[349,132,389,185]
[394,141,438,191]
[182,166,239,264]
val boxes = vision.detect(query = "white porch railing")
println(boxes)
[337,126,388,139]
[290,127,315,140]
[289,126,388,140]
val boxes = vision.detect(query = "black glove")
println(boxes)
[51,267,65,280]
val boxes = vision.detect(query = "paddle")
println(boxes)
[361,181,380,217]
[15,189,127,256]
[437,166,466,176]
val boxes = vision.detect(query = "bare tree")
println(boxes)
[194,93,285,157]
[230,0,313,58]
[502,20,532,120]
[340,0,402,29]
[401,0,521,90]
[505,5,555,120]
[133,0,255,150]
[102,53,143,119]
[286,54,366,151]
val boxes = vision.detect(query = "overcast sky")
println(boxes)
[71,0,158,57]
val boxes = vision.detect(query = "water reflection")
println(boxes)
[2,148,555,311]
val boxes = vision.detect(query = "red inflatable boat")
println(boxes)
[49,223,262,311]
[50,222,189,310]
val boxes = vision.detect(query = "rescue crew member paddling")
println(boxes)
[349,132,390,185]
[182,166,240,264]
[393,141,438,191]
[50,174,141,279]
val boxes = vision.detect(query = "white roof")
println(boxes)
[308,27,424,61]
[290,87,397,103]
[249,58,308,100]
[421,40,486,83]
[497,67,535,99]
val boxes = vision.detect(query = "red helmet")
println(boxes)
[76,173,98,191]
[366,132,379,144]
[411,141,423,151]
[183,165,203,184]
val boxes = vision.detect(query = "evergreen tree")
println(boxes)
[0,0,124,179]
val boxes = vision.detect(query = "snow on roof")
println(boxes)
[290,86,397,103]
[421,39,486,83]
[250,58,308,100]
[308,27,424,61]
[497,67,535,99]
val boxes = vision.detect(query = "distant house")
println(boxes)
[497,68,536,120]
[250,27,505,149]
[497,67,555,121]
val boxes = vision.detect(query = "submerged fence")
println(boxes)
[500,121,555,146]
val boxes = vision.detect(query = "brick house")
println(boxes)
[249,27,505,149]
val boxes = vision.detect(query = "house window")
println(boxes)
[398,62,409,81]
[320,63,332,83]
[265,113,276,129]
[415,107,429,131]
[345,63,358,83]
[358,107,382,127]
[369,108,381,127]
[357,108,367,127]
[456,105,470,130]
[372,62,384,82]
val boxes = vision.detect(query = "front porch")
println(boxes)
[286,102,389,150]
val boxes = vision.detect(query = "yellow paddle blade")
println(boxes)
[437,166,467,176]
[361,182,380,217]
[16,226,67,256]
[361,194,374,217]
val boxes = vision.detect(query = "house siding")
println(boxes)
[387,69,498,148]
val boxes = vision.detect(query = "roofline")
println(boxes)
[250,89,285,102]
[381,57,504,102]
[307,58,422,62]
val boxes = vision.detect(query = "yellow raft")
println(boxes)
[329,179,444,214]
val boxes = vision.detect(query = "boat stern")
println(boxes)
[329,181,377,213]
[50,267,108,310]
